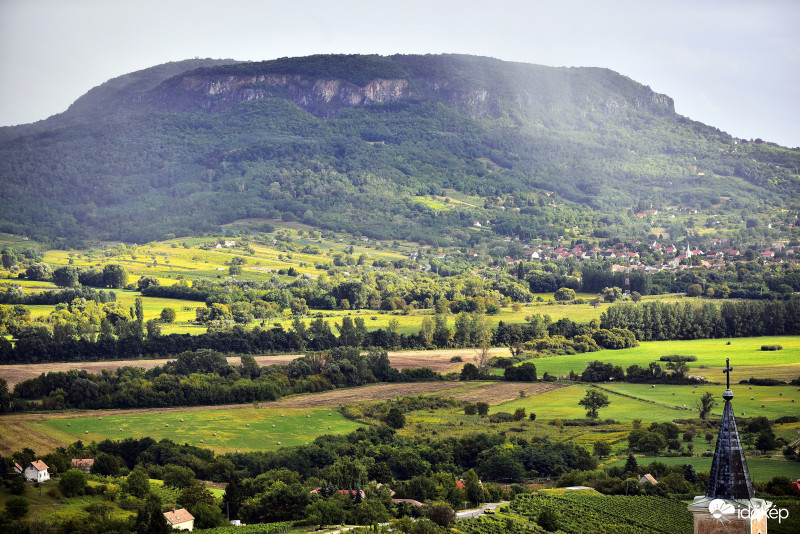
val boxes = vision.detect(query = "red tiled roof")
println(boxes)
[30,460,49,471]
[164,509,194,525]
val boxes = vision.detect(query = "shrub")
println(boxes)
[760,345,783,351]
[659,355,697,362]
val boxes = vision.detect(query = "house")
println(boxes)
[639,474,658,485]
[23,460,50,482]
[71,458,94,473]
[164,508,195,531]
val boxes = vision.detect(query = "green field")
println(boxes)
[492,383,800,422]
[516,336,800,382]
[44,407,364,453]
[606,455,800,482]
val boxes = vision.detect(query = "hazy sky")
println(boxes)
[1,0,798,147]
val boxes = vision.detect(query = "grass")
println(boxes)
[516,336,800,382]
[606,456,800,482]
[43,407,364,454]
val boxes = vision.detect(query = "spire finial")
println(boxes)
[722,358,733,400]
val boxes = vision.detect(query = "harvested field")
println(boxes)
[0,348,510,389]
[442,382,567,404]
[0,380,559,455]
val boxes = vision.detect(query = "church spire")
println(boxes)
[705,358,755,500]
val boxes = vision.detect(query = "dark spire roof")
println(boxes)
[705,359,755,500]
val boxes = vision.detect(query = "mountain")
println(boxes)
[0,54,797,246]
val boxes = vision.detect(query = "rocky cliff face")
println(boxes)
[147,56,675,120]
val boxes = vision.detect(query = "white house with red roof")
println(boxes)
[23,460,50,482]
[164,508,194,531]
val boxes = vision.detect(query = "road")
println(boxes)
[456,501,509,519]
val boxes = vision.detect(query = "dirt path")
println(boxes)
[0,347,511,389]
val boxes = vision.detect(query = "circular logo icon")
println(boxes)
[708,499,734,520]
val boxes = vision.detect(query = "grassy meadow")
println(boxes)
[43,406,363,454]
[605,455,800,482]
[513,335,800,382]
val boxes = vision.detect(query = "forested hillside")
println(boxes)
[1,54,798,246]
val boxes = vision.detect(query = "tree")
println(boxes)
[137,276,160,290]
[91,452,120,476]
[163,464,196,489]
[305,498,345,529]
[134,495,171,534]
[476,402,489,417]
[554,287,576,301]
[425,502,455,528]
[537,506,559,531]
[160,307,177,323]
[179,483,217,510]
[5,495,28,520]
[695,391,715,419]
[623,453,638,475]
[229,265,242,276]
[686,284,703,297]
[384,407,406,429]
[593,441,612,458]
[26,262,52,281]
[290,297,309,316]
[52,266,79,287]
[463,469,484,505]
[126,467,151,498]
[103,264,128,288]
[578,389,610,419]
[190,503,226,529]
[59,468,87,497]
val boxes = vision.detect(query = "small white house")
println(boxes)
[164,508,195,531]
[23,460,50,482]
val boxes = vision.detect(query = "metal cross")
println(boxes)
[723,358,733,389]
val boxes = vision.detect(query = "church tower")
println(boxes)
[687,358,772,533]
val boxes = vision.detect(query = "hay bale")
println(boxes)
[672,392,676,396]
[272,424,276,428]
[84,430,89,434]
[761,404,765,408]
[751,397,754,400]
[651,385,655,389]
[306,414,310,418]
[165,423,169,427]
[67,423,71,427]
[119,428,123,432]
[246,423,250,427]
[213,432,216,436]
[328,412,332,415]
[281,414,285,417]
[276,441,281,445]
[99,416,102,420]
[180,418,184,422]
[200,439,204,443]
[327,426,331,430]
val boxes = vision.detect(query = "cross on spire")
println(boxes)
[723,358,733,389]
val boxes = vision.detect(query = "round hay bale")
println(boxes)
[792,399,795,403]
[751,397,754,400]
[99,416,102,420]
[651,385,655,388]
[672,392,676,396]
[741,412,745,416]
[200,439,204,443]
[749,386,753,390]
[180,418,184,422]
[761,404,765,408]
[692,391,695,394]
[682,404,686,408]
[779,392,783,396]
[329,412,332,415]
[246,423,250,427]
[84,430,89,434]
[165,423,169,427]
[119,428,123,432]
[272,424,276,428]
[306,414,310,418]
[281,414,285,417]
[213,433,216,436]
[276,441,281,445]
[67,423,71,427]
[327,426,331,430]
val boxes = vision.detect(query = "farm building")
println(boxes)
[71,458,94,473]
[164,508,194,531]
[23,460,50,482]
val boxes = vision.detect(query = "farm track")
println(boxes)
[0,347,511,389]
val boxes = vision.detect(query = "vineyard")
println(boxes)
[193,521,293,534]
[506,493,693,534]
[457,514,545,534]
